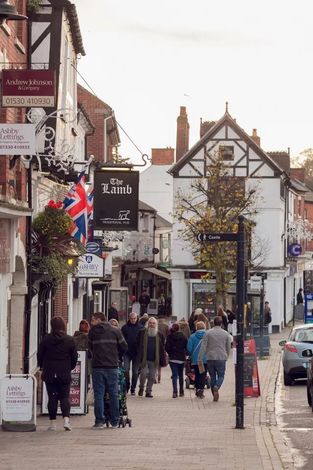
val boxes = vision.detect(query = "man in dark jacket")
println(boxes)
[139,289,150,316]
[88,312,127,428]
[136,317,166,398]
[108,301,119,321]
[121,312,143,395]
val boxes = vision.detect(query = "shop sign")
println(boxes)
[1,376,34,422]
[288,243,302,257]
[250,276,262,291]
[2,69,55,107]
[0,124,35,155]
[0,219,10,274]
[77,253,104,278]
[94,170,139,231]
[42,351,87,415]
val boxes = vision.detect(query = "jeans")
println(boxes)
[92,368,119,426]
[207,360,226,389]
[139,361,157,394]
[45,379,71,419]
[123,355,139,392]
[169,362,184,394]
[193,364,207,390]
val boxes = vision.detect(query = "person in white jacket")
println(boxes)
[198,316,232,402]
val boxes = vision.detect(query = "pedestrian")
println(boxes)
[139,289,150,316]
[136,316,166,398]
[297,288,304,305]
[121,312,143,395]
[198,316,232,402]
[37,316,78,431]
[108,301,119,321]
[88,312,128,429]
[73,319,90,350]
[156,318,170,383]
[187,321,208,398]
[264,301,272,325]
[109,318,120,328]
[226,309,236,335]
[165,323,187,398]
[194,311,210,330]
[217,305,228,330]
[178,318,191,338]
[73,319,91,385]
[139,313,149,327]
[189,307,204,333]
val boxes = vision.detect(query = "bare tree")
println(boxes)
[175,151,260,305]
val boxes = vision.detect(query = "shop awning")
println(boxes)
[144,267,171,280]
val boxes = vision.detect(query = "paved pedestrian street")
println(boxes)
[0,332,295,470]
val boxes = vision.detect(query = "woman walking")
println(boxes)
[38,316,78,431]
[165,323,187,398]
[187,321,208,398]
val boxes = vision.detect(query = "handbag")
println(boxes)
[86,385,94,406]
[160,351,169,368]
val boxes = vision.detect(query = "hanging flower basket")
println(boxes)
[31,200,85,285]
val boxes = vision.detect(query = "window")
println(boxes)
[219,145,234,161]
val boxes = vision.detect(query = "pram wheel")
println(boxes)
[185,377,190,389]
[127,418,132,427]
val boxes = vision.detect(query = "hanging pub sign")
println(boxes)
[94,170,139,231]
[2,69,56,108]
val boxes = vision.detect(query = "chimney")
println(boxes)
[176,106,189,162]
[151,148,174,165]
[251,128,260,146]
[200,119,216,138]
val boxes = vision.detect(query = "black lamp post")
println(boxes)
[0,0,27,23]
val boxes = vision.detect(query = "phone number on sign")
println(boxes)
[2,96,54,107]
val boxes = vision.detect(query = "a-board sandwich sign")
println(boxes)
[42,350,87,415]
[1,374,37,431]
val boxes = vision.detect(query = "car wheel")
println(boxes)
[307,384,312,406]
[283,371,293,386]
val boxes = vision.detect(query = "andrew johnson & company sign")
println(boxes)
[2,69,55,107]
[94,170,139,231]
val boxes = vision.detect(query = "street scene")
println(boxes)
[1,1,313,470]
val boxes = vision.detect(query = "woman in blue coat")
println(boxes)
[187,321,208,398]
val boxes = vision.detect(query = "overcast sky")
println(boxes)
[74,0,313,165]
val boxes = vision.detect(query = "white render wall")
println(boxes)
[139,165,173,223]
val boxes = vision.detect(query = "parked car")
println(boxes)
[306,349,313,410]
[279,324,313,385]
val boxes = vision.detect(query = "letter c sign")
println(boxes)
[288,243,302,257]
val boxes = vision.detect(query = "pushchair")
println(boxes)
[104,363,132,428]
[185,357,211,389]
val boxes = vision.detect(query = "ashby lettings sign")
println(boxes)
[94,170,139,231]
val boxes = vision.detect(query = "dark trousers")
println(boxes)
[124,355,139,392]
[194,364,207,390]
[169,362,184,394]
[45,379,71,420]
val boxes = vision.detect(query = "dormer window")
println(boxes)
[219,145,234,161]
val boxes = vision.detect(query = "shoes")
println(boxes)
[213,386,219,402]
[111,424,119,428]
[48,420,56,431]
[130,390,136,396]
[195,389,199,397]
[93,422,105,429]
[154,379,157,384]
[197,389,204,399]
[172,392,178,398]
[138,388,144,397]
[64,422,72,431]
[179,391,184,397]
[145,392,153,398]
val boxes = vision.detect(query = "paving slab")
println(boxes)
[0,329,295,470]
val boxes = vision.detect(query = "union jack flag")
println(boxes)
[63,172,90,246]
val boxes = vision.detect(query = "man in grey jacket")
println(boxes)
[198,316,232,402]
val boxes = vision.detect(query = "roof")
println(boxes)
[64,2,86,56]
[168,111,285,177]
[289,178,309,193]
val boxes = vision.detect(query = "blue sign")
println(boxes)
[305,293,313,324]
[86,241,102,256]
[288,243,302,257]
